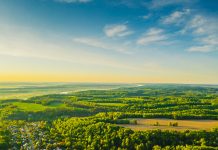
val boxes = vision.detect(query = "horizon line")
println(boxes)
[0,81,218,86]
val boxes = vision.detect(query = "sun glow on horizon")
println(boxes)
[0,0,217,83]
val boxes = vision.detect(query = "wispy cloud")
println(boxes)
[148,0,195,9]
[137,28,168,45]
[183,15,218,52]
[73,37,132,54]
[73,37,107,49]
[161,9,190,24]
[0,24,138,72]
[182,15,208,35]
[109,0,146,8]
[142,14,151,20]
[103,24,133,38]
[55,0,92,3]
[188,45,217,53]
[161,8,218,53]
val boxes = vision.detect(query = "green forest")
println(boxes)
[0,84,218,149]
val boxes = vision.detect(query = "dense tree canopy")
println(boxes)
[0,84,218,149]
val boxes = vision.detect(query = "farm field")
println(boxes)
[119,118,218,131]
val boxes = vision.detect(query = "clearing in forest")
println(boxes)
[119,118,218,131]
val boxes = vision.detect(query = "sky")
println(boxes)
[0,0,218,83]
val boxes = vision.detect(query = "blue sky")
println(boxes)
[0,0,218,83]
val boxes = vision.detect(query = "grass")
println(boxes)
[12,102,49,112]
[96,103,127,107]
[10,101,71,112]
[119,118,218,131]
[48,102,67,107]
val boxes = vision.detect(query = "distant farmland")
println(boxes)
[119,119,218,131]
[0,82,132,100]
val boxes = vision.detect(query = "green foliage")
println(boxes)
[3,117,218,149]
[1,84,218,121]
[0,84,218,149]
[154,122,160,126]
[169,122,178,127]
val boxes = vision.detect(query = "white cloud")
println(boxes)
[161,9,190,24]
[137,28,168,45]
[55,0,91,3]
[103,24,133,38]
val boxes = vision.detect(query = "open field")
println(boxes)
[11,102,69,112]
[119,118,218,131]
[96,102,128,107]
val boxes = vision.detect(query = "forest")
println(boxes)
[0,84,218,149]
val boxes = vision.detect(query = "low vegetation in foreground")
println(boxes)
[0,83,218,149]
